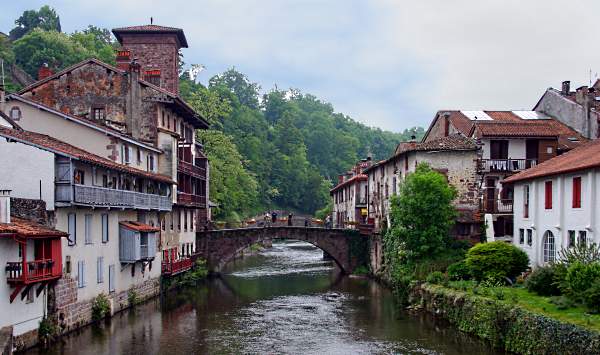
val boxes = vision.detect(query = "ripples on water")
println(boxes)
[29,239,501,355]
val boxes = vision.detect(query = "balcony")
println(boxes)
[162,257,193,276]
[6,259,60,284]
[482,198,513,214]
[57,184,172,211]
[178,159,206,180]
[478,159,537,173]
[177,192,206,208]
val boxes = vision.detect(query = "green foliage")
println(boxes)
[352,265,369,276]
[584,280,600,313]
[465,241,529,282]
[565,262,600,298]
[447,260,471,281]
[384,163,457,263]
[525,264,562,296]
[426,271,445,284]
[558,242,600,266]
[314,200,332,220]
[91,293,110,321]
[38,316,57,342]
[549,295,576,310]
[178,259,209,287]
[127,289,139,307]
[9,5,61,41]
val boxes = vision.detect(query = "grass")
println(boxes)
[446,281,600,332]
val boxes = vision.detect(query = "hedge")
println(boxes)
[410,283,600,354]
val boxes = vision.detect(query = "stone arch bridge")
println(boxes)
[195,227,370,274]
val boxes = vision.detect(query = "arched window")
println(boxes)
[543,230,556,263]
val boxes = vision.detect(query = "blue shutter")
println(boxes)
[68,213,77,245]
[101,214,109,243]
[85,214,92,244]
[77,261,85,288]
[108,264,115,293]
[97,257,104,283]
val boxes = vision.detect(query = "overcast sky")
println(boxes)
[2,1,599,132]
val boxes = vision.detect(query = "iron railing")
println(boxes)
[63,184,172,211]
[479,159,537,173]
[483,198,514,214]
[161,258,193,275]
[6,259,58,283]
[177,192,206,207]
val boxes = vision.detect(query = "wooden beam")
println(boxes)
[9,284,24,304]
[36,282,47,298]
[20,284,33,301]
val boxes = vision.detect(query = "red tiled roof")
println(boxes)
[0,217,67,238]
[119,221,160,232]
[447,111,473,135]
[0,127,175,184]
[112,25,188,47]
[504,139,600,184]
[473,122,559,138]
[330,174,367,193]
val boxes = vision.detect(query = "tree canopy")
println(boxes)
[9,5,61,41]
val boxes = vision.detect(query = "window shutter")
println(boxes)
[97,257,104,283]
[108,264,115,293]
[545,181,553,209]
[85,214,92,244]
[102,214,109,243]
[78,261,84,288]
[68,213,77,245]
[573,177,581,208]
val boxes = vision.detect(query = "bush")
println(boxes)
[566,262,600,297]
[127,289,139,307]
[91,293,110,321]
[465,241,529,282]
[426,271,445,284]
[38,317,57,343]
[584,280,600,313]
[549,296,576,310]
[447,260,471,281]
[525,265,562,296]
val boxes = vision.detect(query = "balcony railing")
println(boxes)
[161,257,193,275]
[479,159,537,173]
[483,198,514,214]
[58,184,172,211]
[6,259,59,284]
[177,192,206,208]
[178,160,207,179]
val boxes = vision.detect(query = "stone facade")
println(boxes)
[10,197,54,227]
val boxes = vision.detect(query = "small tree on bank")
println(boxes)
[384,163,457,265]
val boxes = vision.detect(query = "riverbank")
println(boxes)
[402,282,600,354]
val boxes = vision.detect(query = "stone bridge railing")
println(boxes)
[196,226,370,274]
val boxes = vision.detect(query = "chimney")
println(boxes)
[116,50,132,71]
[0,190,11,224]
[126,58,142,139]
[38,63,53,80]
[562,81,571,95]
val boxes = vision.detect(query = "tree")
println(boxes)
[385,163,457,262]
[9,6,61,41]
[71,26,116,65]
[209,68,261,109]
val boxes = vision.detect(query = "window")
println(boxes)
[392,177,397,195]
[490,140,509,159]
[168,115,171,130]
[544,181,553,209]
[404,155,408,171]
[26,288,34,304]
[108,264,115,293]
[92,107,105,121]
[523,185,530,218]
[102,175,108,188]
[456,223,470,236]
[184,211,188,231]
[97,257,104,283]
[177,211,181,231]
[161,111,165,127]
[161,217,166,231]
[579,231,587,247]
[170,213,174,230]
[124,145,130,163]
[527,229,533,246]
[68,213,76,246]
[111,177,117,189]
[543,230,556,263]
[74,169,85,185]
[148,155,155,172]
[568,230,576,248]
[85,214,92,244]
[519,229,525,244]
[9,106,21,121]
[137,148,141,164]
[572,177,582,208]
[101,214,109,243]
[77,260,86,288]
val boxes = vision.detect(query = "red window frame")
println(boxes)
[545,181,553,210]
[572,177,582,208]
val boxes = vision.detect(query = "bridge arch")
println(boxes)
[196,227,366,274]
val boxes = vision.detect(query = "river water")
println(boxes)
[29,240,500,354]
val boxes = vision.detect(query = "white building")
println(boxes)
[330,159,370,228]
[505,139,600,266]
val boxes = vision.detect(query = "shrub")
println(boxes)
[447,260,471,281]
[38,316,57,342]
[91,293,110,321]
[525,265,562,296]
[549,296,576,310]
[566,262,600,298]
[558,242,600,265]
[127,289,139,307]
[465,241,529,282]
[584,280,600,313]
[426,271,445,284]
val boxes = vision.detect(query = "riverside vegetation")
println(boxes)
[382,163,600,353]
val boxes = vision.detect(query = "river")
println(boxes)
[28,240,501,354]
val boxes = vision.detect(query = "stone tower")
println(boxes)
[112,24,188,95]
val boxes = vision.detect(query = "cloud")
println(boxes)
[2,1,600,132]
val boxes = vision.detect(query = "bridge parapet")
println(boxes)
[196,226,368,274]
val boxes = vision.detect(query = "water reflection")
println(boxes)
[28,240,501,355]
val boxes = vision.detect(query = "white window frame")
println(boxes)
[543,230,556,263]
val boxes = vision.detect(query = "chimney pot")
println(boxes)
[0,189,11,224]
[562,80,571,95]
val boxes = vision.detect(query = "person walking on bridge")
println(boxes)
[271,211,278,225]
[288,212,293,226]
[264,212,270,227]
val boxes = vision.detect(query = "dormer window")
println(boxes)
[93,107,105,121]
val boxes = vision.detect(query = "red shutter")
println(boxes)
[545,181,553,209]
[573,177,582,208]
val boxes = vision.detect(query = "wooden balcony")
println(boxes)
[478,159,537,173]
[178,160,207,180]
[177,192,206,208]
[161,257,193,276]
[482,198,513,214]
[57,184,172,211]
[6,259,60,284]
